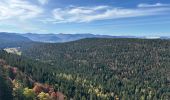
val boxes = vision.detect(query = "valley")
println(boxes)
[0,34,170,99]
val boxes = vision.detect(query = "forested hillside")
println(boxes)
[0,64,13,100]
[0,56,65,100]
[0,38,170,100]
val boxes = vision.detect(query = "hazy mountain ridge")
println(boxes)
[0,32,32,49]
[0,32,31,42]
[21,33,138,43]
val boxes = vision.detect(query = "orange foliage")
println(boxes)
[51,92,64,100]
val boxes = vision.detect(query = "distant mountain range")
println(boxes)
[0,32,170,43]
[0,32,31,42]
[21,33,138,43]
[0,32,31,48]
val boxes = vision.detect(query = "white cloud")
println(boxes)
[47,5,170,23]
[0,0,43,20]
[1,1,170,24]
[138,3,169,8]
[38,0,49,5]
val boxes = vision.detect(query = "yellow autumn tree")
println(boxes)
[37,92,50,100]
[23,87,36,100]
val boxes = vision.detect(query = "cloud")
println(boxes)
[38,0,49,5]
[45,4,170,23]
[1,1,170,24]
[138,3,169,8]
[0,0,43,20]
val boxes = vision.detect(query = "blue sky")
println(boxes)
[0,0,170,36]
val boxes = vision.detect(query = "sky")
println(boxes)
[0,0,170,36]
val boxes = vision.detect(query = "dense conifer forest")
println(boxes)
[0,38,170,100]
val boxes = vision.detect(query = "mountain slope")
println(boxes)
[0,32,32,49]
[0,57,65,100]
[0,37,169,99]
[19,38,170,99]
[0,32,30,42]
[0,64,13,100]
